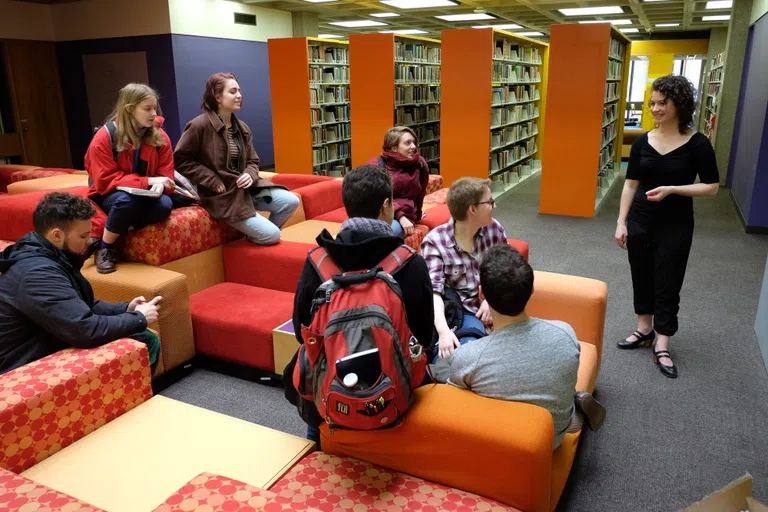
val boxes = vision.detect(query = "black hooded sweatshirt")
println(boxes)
[0,232,147,374]
[284,227,435,427]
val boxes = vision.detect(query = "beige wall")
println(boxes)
[0,0,55,41]
[752,0,768,24]
[168,0,292,42]
[700,28,728,133]
[51,0,171,41]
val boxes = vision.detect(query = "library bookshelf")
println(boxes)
[268,37,350,176]
[349,33,441,171]
[704,51,725,143]
[440,28,549,196]
[539,24,630,217]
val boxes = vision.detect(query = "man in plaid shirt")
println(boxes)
[421,177,508,360]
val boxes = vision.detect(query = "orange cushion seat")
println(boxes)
[425,173,443,195]
[278,220,342,244]
[424,187,448,204]
[7,174,89,195]
[121,206,241,266]
[10,168,70,183]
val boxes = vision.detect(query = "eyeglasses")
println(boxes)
[476,199,495,208]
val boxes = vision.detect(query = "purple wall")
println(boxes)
[57,35,180,170]
[728,15,768,230]
[171,35,274,166]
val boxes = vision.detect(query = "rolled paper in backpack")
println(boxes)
[343,373,359,388]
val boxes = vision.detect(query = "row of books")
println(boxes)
[309,45,348,64]
[310,85,349,105]
[705,94,718,113]
[310,67,349,84]
[494,39,541,64]
[420,144,439,162]
[312,142,351,166]
[490,104,539,128]
[492,63,541,83]
[395,105,440,125]
[489,159,540,191]
[310,105,350,125]
[395,85,441,105]
[492,84,540,106]
[395,42,440,64]
[606,60,623,80]
[711,52,724,69]
[490,122,538,151]
[708,67,723,83]
[413,124,439,143]
[314,165,348,178]
[605,82,620,102]
[312,124,351,146]
[599,143,615,171]
[601,123,617,148]
[490,140,537,173]
[603,103,618,125]
[395,64,441,84]
[609,38,625,60]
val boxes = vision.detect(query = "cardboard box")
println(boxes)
[685,474,768,512]
[273,319,299,376]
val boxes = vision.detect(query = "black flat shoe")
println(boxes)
[653,348,678,379]
[617,329,655,349]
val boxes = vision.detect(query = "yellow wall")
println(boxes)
[641,54,675,131]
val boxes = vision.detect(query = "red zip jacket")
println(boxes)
[85,116,175,197]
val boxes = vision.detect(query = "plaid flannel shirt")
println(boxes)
[421,218,508,314]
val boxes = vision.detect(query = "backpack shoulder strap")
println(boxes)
[104,121,118,161]
[377,156,385,168]
[378,245,416,276]
[308,247,343,282]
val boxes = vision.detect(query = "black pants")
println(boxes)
[626,217,694,336]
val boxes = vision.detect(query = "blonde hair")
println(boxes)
[447,177,491,220]
[382,126,418,152]
[108,83,164,152]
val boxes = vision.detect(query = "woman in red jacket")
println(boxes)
[85,83,176,274]
[368,127,430,237]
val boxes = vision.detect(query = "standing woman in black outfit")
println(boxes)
[614,75,719,378]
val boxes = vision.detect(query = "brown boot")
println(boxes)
[94,247,117,274]
[574,391,606,431]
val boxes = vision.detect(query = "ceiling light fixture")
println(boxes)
[329,20,389,27]
[705,0,733,8]
[380,0,458,8]
[473,23,523,30]
[702,14,731,20]
[516,31,544,36]
[370,12,401,17]
[435,13,495,21]
[559,6,623,15]
[380,29,429,34]
[579,19,632,25]
[318,34,344,38]
[620,28,640,33]
[655,23,680,27]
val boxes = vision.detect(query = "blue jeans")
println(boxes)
[306,425,320,447]
[391,219,404,237]
[98,191,173,235]
[432,312,486,363]
[230,188,300,245]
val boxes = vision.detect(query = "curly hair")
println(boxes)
[33,192,95,235]
[651,74,696,134]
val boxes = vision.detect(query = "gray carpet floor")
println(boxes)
[161,172,768,511]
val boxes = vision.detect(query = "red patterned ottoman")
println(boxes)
[269,452,519,512]
[0,339,152,473]
[404,225,428,253]
[0,468,103,511]
[423,188,448,205]
[425,174,443,196]
[153,472,321,512]
[10,169,71,183]
[121,206,241,266]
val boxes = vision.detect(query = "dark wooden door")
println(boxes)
[4,39,72,168]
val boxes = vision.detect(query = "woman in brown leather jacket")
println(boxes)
[174,72,298,244]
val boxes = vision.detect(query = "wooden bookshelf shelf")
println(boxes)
[704,51,725,142]
[441,27,549,194]
[539,24,630,217]
[350,33,442,171]
[269,37,350,176]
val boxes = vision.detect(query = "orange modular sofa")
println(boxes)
[319,270,608,512]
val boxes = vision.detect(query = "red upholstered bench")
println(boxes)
[0,165,75,193]
[190,282,294,372]
[292,180,343,220]
[270,173,334,190]
[424,187,448,204]
[0,186,90,241]
[223,239,313,291]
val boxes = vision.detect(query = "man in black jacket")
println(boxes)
[285,164,434,443]
[0,192,161,374]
